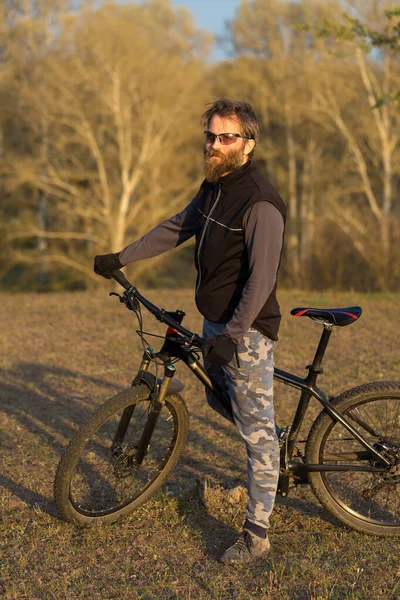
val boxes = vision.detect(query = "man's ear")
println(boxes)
[244,139,256,156]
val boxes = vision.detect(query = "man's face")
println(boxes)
[203,115,252,182]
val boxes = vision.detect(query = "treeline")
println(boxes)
[1,0,399,291]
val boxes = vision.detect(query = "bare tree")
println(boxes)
[4,0,210,285]
[222,0,400,290]
[224,0,344,286]
[311,0,400,290]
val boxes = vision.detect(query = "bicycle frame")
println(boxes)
[54,270,400,534]
[109,270,392,476]
[130,325,391,477]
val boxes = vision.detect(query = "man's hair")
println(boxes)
[201,98,259,157]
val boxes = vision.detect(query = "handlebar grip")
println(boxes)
[111,270,131,290]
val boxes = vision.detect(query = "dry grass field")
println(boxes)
[1,287,400,600]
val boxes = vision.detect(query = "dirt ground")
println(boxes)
[1,288,400,599]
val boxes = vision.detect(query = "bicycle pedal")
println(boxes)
[277,473,291,497]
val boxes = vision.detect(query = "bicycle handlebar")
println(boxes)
[110,269,131,290]
[110,270,205,348]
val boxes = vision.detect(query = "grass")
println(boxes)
[1,287,400,599]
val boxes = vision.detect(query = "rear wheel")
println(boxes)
[306,381,400,535]
[54,385,189,526]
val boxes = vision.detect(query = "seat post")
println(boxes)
[310,323,333,374]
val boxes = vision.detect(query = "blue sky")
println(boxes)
[171,0,241,60]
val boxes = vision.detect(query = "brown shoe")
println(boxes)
[218,530,271,565]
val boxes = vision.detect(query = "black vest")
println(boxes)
[194,161,286,341]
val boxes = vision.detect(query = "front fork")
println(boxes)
[112,353,175,466]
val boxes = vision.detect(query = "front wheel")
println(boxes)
[306,381,400,536]
[54,385,189,527]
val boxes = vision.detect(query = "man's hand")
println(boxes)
[204,335,237,366]
[94,253,123,279]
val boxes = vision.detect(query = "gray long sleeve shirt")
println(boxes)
[119,197,284,344]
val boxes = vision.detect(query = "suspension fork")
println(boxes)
[134,363,176,465]
[112,354,151,449]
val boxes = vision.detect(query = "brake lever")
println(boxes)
[123,290,140,311]
[109,290,139,312]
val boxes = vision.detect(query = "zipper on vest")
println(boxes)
[195,185,221,294]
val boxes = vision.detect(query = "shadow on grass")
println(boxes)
[275,494,342,529]
[0,361,251,526]
[0,474,58,517]
[0,361,122,448]
[182,412,344,531]
[0,360,347,535]
[175,485,238,561]
[0,361,123,515]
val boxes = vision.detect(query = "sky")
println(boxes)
[171,0,241,61]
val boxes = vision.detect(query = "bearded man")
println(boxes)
[94,99,286,565]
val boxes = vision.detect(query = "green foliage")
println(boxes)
[299,7,400,50]
[342,10,400,49]
[373,91,400,109]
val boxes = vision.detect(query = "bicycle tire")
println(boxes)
[54,384,189,527]
[306,381,400,536]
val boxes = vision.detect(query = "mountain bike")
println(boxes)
[54,270,400,536]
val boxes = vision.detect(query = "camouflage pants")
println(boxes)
[202,319,279,529]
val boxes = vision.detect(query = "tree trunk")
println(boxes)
[37,109,49,287]
[284,98,300,285]
[300,138,317,285]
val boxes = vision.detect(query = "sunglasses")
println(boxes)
[204,130,254,146]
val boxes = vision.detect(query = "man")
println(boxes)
[94,99,286,565]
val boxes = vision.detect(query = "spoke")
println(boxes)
[391,398,400,440]
[327,474,370,493]
[385,400,388,438]
[355,403,383,438]
[69,399,178,515]
[321,397,400,526]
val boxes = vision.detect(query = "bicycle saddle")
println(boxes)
[291,306,362,327]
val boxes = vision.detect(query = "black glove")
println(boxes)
[204,335,237,366]
[94,253,123,279]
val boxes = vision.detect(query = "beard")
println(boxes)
[203,145,245,183]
